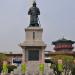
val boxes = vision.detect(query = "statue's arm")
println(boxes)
[28,8,31,15]
[37,8,40,15]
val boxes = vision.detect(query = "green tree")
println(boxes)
[52,54,74,74]
[0,53,8,64]
[52,55,73,64]
[0,53,8,73]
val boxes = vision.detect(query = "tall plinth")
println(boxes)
[19,27,46,73]
[20,27,46,63]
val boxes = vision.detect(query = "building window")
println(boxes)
[28,50,39,61]
[33,32,35,40]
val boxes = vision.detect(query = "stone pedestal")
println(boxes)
[19,27,46,73]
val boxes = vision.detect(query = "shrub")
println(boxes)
[8,65,17,73]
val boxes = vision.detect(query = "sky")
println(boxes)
[0,0,75,53]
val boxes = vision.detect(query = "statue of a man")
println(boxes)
[28,1,40,26]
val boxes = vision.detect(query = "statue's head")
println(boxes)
[33,1,36,7]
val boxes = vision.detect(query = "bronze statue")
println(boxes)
[28,1,40,26]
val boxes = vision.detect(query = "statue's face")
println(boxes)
[33,4,36,7]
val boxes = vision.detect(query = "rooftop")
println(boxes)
[52,38,75,45]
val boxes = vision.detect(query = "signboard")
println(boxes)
[57,59,63,72]
[21,64,26,74]
[2,61,8,74]
[39,64,44,73]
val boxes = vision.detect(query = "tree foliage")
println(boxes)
[52,54,73,63]
[0,53,8,64]
[52,54,74,71]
